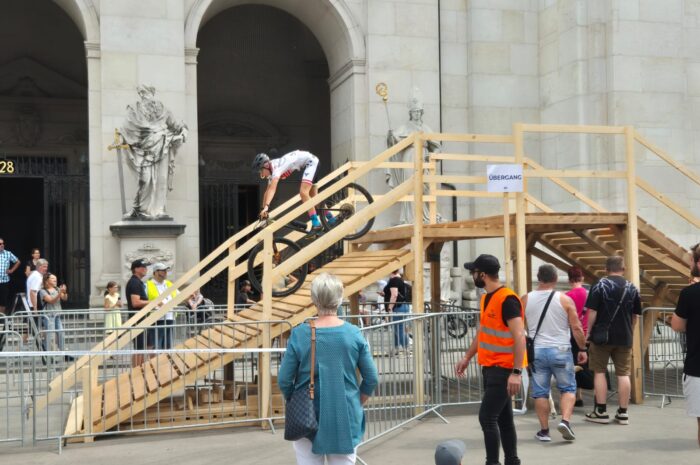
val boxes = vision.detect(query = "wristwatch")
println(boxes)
[511,368,522,375]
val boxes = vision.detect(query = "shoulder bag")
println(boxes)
[589,282,630,345]
[284,321,319,441]
[525,290,556,374]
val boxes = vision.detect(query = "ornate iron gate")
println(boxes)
[1,154,90,307]
[199,180,259,303]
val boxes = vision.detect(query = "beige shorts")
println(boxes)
[683,374,700,417]
[589,344,632,376]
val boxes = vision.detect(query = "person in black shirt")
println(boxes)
[236,280,256,308]
[385,270,409,354]
[125,259,150,367]
[584,256,641,426]
[672,242,700,446]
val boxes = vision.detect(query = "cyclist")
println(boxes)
[252,150,327,235]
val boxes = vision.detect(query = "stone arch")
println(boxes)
[185,0,365,76]
[53,0,100,43]
[185,0,367,165]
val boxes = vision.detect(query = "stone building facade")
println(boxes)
[0,0,698,305]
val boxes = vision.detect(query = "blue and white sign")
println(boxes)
[487,164,523,193]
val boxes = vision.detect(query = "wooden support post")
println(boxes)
[429,158,437,224]
[428,243,444,312]
[260,231,273,426]
[412,134,426,415]
[227,243,237,320]
[502,193,512,289]
[513,123,528,295]
[624,126,643,405]
[81,363,97,443]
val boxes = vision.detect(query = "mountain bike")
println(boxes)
[246,182,374,297]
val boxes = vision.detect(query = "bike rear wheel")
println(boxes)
[247,237,308,297]
[447,315,468,339]
[318,182,374,240]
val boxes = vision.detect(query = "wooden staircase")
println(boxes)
[65,248,416,436]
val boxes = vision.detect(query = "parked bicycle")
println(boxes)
[246,182,374,297]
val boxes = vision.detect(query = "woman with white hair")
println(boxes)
[278,273,379,464]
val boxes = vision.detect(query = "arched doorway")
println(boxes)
[0,0,90,307]
[196,4,331,301]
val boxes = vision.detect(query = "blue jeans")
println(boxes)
[392,304,409,348]
[155,320,174,349]
[531,346,577,398]
[43,313,65,351]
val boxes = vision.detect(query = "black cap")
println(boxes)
[464,254,500,274]
[131,259,148,271]
[435,439,466,465]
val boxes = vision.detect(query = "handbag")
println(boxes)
[589,283,630,345]
[525,290,555,374]
[284,321,319,441]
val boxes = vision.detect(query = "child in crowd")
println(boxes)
[103,281,123,334]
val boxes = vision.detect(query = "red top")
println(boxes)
[566,286,588,336]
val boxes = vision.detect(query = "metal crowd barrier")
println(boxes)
[1,310,483,451]
[640,307,685,405]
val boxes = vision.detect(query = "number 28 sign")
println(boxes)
[0,159,16,175]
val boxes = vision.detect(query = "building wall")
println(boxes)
[36,0,700,302]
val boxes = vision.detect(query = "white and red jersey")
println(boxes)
[268,150,319,184]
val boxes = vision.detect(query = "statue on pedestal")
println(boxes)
[385,87,442,225]
[119,85,188,220]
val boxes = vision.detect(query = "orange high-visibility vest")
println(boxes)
[477,287,527,369]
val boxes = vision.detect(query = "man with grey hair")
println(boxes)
[26,258,48,311]
[522,264,587,442]
[585,256,641,425]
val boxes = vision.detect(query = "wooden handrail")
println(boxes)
[636,177,700,229]
[634,131,700,188]
[521,123,626,134]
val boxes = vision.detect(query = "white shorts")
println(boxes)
[301,157,319,185]
[683,374,700,417]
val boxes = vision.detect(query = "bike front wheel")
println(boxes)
[447,316,468,339]
[247,237,308,297]
[318,182,374,241]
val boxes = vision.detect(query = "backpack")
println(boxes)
[400,282,412,304]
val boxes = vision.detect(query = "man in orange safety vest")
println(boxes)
[455,254,527,465]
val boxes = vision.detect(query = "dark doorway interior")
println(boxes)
[199,182,259,303]
[0,177,43,306]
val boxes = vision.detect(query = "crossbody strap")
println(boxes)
[309,320,316,400]
[606,283,630,325]
[532,290,556,344]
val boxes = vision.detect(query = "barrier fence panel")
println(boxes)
[641,307,685,403]
[0,329,26,446]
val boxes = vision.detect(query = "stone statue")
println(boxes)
[385,87,442,224]
[120,85,188,220]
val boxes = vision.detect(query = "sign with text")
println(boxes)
[487,164,523,193]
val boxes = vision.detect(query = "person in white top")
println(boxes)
[521,264,587,443]
[252,150,324,234]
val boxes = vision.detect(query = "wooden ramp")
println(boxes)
[65,247,415,436]
[355,212,690,307]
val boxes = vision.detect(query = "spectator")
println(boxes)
[24,247,41,277]
[671,242,700,446]
[522,264,587,442]
[26,259,49,351]
[456,254,526,465]
[126,259,150,366]
[386,270,409,355]
[584,256,642,425]
[278,273,378,464]
[566,266,590,407]
[236,279,256,308]
[185,289,206,325]
[146,263,177,350]
[38,273,72,361]
[103,281,123,335]
[0,237,20,317]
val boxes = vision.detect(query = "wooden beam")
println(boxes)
[513,123,528,295]
[412,134,426,415]
[636,178,700,229]
[525,169,627,179]
[430,153,516,163]
[521,123,626,134]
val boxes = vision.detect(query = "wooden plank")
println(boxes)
[102,378,119,419]
[142,362,159,393]
[421,132,514,143]
[429,153,516,163]
[637,220,691,264]
[170,352,189,376]
[525,169,627,179]
[130,367,147,401]
[521,123,626,134]
[636,178,700,228]
[91,384,103,426]
[63,397,83,436]
[635,131,700,188]
[150,356,178,386]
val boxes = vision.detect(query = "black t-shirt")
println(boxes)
[125,275,147,312]
[585,275,642,347]
[675,282,700,376]
[482,287,522,327]
[385,276,407,306]
[236,291,250,306]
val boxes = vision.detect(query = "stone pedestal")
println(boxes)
[110,220,186,282]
